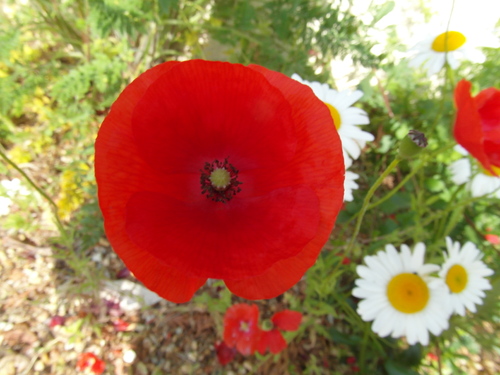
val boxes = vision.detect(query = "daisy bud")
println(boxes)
[398,130,428,159]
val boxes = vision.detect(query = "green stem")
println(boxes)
[0,146,70,243]
[367,160,423,211]
[346,157,401,255]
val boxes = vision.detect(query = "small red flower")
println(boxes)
[454,79,500,176]
[215,341,237,365]
[427,352,438,361]
[485,233,500,245]
[49,315,66,328]
[76,353,105,375]
[257,310,302,355]
[112,318,129,332]
[95,60,344,303]
[346,356,356,365]
[223,303,261,355]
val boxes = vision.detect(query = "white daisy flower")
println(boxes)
[440,237,494,316]
[448,147,500,198]
[408,23,498,77]
[344,171,359,202]
[352,243,451,346]
[291,74,374,166]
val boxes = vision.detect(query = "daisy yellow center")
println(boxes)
[445,264,468,293]
[209,168,231,190]
[431,31,466,52]
[325,102,342,130]
[387,273,430,313]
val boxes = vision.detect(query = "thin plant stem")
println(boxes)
[0,146,70,244]
[346,157,401,255]
[367,160,423,211]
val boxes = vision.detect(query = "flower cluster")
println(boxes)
[218,303,302,365]
[353,238,493,345]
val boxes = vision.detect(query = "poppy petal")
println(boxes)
[257,329,287,355]
[453,80,493,173]
[125,186,320,279]
[271,310,302,331]
[225,65,344,299]
[95,62,206,303]
[131,60,296,175]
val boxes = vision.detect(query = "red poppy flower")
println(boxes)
[76,353,105,375]
[454,79,500,176]
[223,303,261,355]
[95,60,344,303]
[257,310,302,355]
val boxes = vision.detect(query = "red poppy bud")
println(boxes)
[95,60,344,302]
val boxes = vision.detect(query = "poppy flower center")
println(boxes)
[387,273,430,313]
[200,158,242,203]
[431,31,466,52]
[445,264,468,293]
[325,102,342,130]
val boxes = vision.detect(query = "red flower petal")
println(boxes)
[223,304,260,356]
[257,329,287,355]
[225,65,344,299]
[76,353,105,375]
[271,310,302,331]
[485,234,500,245]
[95,60,344,301]
[95,61,206,303]
[126,187,320,279]
[215,341,236,365]
[453,79,500,174]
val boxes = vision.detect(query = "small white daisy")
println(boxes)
[352,243,451,346]
[291,74,374,166]
[408,23,498,77]
[440,237,494,316]
[344,171,359,202]
[448,146,500,198]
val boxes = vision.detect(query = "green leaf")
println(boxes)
[158,0,179,15]
[384,359,419,375]
[371,1,395,26]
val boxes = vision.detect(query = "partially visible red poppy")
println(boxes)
[76,352,105,375]
[95,60,344,303]
[223,303,261,356]
[485,233,500,245]
[454,79,500,175]
[257,310,302,355]
[215,341,237,365]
